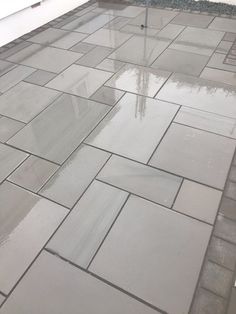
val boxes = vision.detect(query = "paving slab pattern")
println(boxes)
[0,1,236,314]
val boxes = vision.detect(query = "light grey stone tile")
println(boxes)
[0,181,67,294]
[0,117,25,142]
[96,59,125,72]
[225,181,236,200]
[8,94,109,164]
[8,156,59,192]
[223,32,236,42]
[149,124,235,189]
[156,23,185,40]
[0,143,28,183]
[106,64,170,97]
[220,197,236,221]
[0,42,31,60]
[228,288,236,314]
[214,214,236,244]
[86,93,178,163]
[75,5,97,16]
[174,107,236,139]
[209,17,236,33]
[0,82,59,123]
[215,40,233,54]
[171,12,214,28]
[39,145,110,208]
[47,180,128,267]
[98,155,182,207]
[0,65,35,93]
[207,53,236,72]
[47,64,112,97]
[0,60,16,77]
[76,46,113,67]
[173,180,222,223]
[229,166,236,182]
[152,49,208,76]
[201,67,236,87]
[104,5,145,18]
[70,42,95,53]
[23,69,56,86]
[0,294,5,306]
[90,86,124,106]
[7,44,81,73]
[0,251,159,314]
[90,195,212,314]
[103,16,130,30]
[157,73,236,118]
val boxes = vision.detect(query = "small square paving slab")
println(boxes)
[8,94,109,164]
[220,197,236,221]
[209,17,236,33]
[106,64,170,97]
[201,67,236,87]
[0,60,16,77]
[23,69,56,86]
[225,181,236,200]
[109,35,171,66]
[90,195,212,314]
[86,93,178,163]
[96,59,125,72]
[70,42,95,54]
[83,28,132,48]
[156,24,185,40]
[207,53,236,72]
[39,145,110,208]
[0,82,60,123]
[223,32,236,42]
[157,73,236,118]
[171,12,214,28]
[8,156,59,192]
[104,5,145,18]
[214,215,236,244]
[75,46,112,67]
[170,27,224,56]
[46,64,112,97]
[173,180,222,223]
[28,28,87,49]
[0,143,28,183]
[0,251,159,314]
[0,117,24,142]
[152,49,208,76]
[90,86,124,106]
[215,41,233,54]
[0,181,67,294]
[98,155,182,207]
[149,124,235,189]
[47,180,128,267]
[7,44,81,73]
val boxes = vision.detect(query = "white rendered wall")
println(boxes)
[0,0,89,47]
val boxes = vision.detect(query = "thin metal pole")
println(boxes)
[141,0,149,28]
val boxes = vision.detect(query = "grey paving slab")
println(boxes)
[103,16,130,30]
[223,32,236,42]
[98,155,182,207]
[7,44,81,73]
[0,65,35,93]
[173,180,222,224]
[156,23,185,40]
[209,17,236,33]
[207,236,236,271]
[23,69,56,86]
[8,94,109,164]
[75,5,97,17]
[200,261,233,298]
[120,24,159,36]
[229,165,236,182]
[225,181,236,200]
[0,143,28,183]
[86,93,178,163]
[215,41,233,54]
[109,35,171,66]
[75,46,113,67]
[152,49,208,76]
[228,289,236,314]
[0,117,25,143]
[0,251,159,314]
[40,145,110,208]
[90,86,125,106]
[200,67,236,87]
[0,82,59,123]
[104,5,145,18]
[214,214,236,244]
[157,73,236,118]
[0,42,31,60]
[0,295,5,306]
[47,64,112,97]
[83,28,132,48]
[170,27,224,56]
[0,60,16,77]
[220,197,236,221]
[171,12,214,28]
[0,181,67,294]
[28,28,87,49]
[129,8,178,29]
[174,107,236,139]
[70,42,95,53]
[106,64,170,97]
[90,195,212,314]
[96,58,125,72]
[207,53,236,72]
[149,124,235,189]
[47,180,128,267]
[8,156,59,193]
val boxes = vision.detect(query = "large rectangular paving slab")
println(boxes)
[103,5,145,18]
[86,93,178,163]
[0,60,16,77]
[76,46,112,67]
[200,67,236,87]
[40,145,110,208]
[0,251,159,314]
[0,117,25,143]
[8,94,109,164]
[209,17,236,33]
[0,181,68,294]
[47,180,128,267]
[157,73,236,118]
[90,195,212,314]
[0,82,59,123]
[171,12,214,28]
[98,155,182,207]
[149,123,235,189]
[46,64,112,97]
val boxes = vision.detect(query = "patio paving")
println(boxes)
[0,1,236,314]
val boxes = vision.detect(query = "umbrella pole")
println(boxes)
[141,0,149,28]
